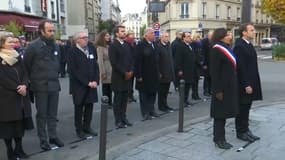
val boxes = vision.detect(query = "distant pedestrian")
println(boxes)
[109,25,134,128]
[24,20,64,150]
[96,31,113,107]
[135,28,160,120]
[210,28,238,149]
[0,31,34,160]
[174,31,195,107]
[68,31,99,139]
[234,23,263,142]
[56,39,67,78]
[156,31,175,113]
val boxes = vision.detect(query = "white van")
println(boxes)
[260,38,279,50]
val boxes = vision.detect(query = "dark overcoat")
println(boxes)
[0,56,32,122]
[233,38,263,104]
[135,39,160,93]
[210,42,239,118]
[108,39,134,92]
[157,41,175,83]
[174,41,195,83]
[68,46,99,105]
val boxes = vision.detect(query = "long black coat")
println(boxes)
[234,38,263,104]
[68,46,99,105]
[135,39,160,93]
[174,41,195,83]
[157,41,174,83]
[210,43,239,118]
[201,38,212,76]
[109,39,134,92]
[0,56,32,122]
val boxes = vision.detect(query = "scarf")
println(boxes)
[213,43,237,70]
[0,49,19,66]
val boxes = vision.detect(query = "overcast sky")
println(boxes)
[118,0,147,16]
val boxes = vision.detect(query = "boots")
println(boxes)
[14,137,29,159]
[4,139,16,160]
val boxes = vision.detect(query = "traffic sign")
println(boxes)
[153,22,160,30]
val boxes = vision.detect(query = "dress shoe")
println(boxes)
[203,92,211,97]
[192,96,202,100]
[83,128,98,136]
[143,114,152,121]
[150,112,160,118]
[76,131,87,139]
[158,107,169,113]
[247,130,260,141]
[165,106,174,112]
[237,133,255,142]
[49,138,64,147]
[185,101,194,106]
[116,122,127,129]
[40,141,51,151]
[214,141,233,149]
[14,146,29,159]
[122,118,133,126]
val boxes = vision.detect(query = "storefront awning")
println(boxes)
[0,14,41,32]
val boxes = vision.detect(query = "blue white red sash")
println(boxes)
[213,44,237,70]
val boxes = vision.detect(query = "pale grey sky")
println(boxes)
[118,0,147,16]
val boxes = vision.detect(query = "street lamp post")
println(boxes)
[241,0,252,23]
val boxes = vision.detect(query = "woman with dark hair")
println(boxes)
[96,31,113,106]
[210,28,238,149]
[0,31,34,160]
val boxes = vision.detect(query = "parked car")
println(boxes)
[260,37,279,50]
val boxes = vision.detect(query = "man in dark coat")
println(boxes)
[135,28,160,120]
[171,30,183,90]
[56,39,67,78]
[109,25,134,128]
[201,31,213,96]
[234,23,263,142]
[157,31,175,112]
[68,31,99,138]
[174,31,195,107]
[24,20,64,150]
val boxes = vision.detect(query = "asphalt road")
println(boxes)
[0,49,284,160]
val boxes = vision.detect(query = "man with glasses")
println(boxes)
[24,20,64,150]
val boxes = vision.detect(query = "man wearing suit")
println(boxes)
[171,30,183,90]
[135,28,160,120]
[234,23,263,142]
[109,25,134,129]
[175,31,195,107]
[68,31,99,138]
[24,20,64,150]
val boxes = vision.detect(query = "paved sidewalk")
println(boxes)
[113,103,285,160]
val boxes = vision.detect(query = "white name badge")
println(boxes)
[54,51,58,56]
[89,54,94,59]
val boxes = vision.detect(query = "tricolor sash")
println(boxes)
[213,44,237,70]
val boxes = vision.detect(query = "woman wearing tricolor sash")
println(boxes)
[210,28,239,149]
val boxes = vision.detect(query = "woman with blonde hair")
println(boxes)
[96,31,113,106]
[0,31,34,160]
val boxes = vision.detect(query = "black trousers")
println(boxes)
[102,83,112,105]
[235,103,252,134]
[74,103,93,132]
[139,91,156,116]
[158,82,170,110]
[113,91,128,124]
[203,75,211,94]
[192,76,199,97]
[128,77,135,98]
[184,83,191,103]
[213,118,226,142]
[60,62,66,76]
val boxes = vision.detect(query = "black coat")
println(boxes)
[109,39,134,92]
[201,38,212,76]
[171,38,182,58]
[0,57,32,122]
[234,38,263,104]
[174,41,195,83]
[24,37,61,92]
[191,41,203,77]
[157,41,175,83]
[68,46,99,105]
[135,39,160,93]
[210,42,239,118]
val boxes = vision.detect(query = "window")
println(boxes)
[51,1,55,19]
[237,7,240,21]
[202,2,206,19]
[60,0,65,12]
[24,0,31,12]
[180,3,189,19]
[227,6,231,20]
[216,4,220,19]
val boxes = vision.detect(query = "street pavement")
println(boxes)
[0,49,284,160]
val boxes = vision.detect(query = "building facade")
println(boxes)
[122,13,143,39]
[156,0,275,45]
[101,0,121,22]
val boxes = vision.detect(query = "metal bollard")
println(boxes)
[99,96,109,160]
[178,79,185,132]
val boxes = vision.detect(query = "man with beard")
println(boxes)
[24,20,64,150]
